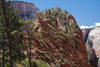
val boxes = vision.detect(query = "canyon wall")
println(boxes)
[11,1,39,21]
[83,27,100,67]
[11,2,93,66]
[23,8,92,67]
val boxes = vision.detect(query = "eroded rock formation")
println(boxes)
[11,1,39,21]
[82,29,90,43]
[23,8,92,67]
[85,26,100,67]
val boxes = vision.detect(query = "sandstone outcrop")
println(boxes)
[24,8,92,67]
[85,26,100,67]
[11,1,39,21]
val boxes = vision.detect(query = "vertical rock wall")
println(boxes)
[11,1,39,21]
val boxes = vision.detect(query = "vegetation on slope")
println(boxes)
[0,1,92,67]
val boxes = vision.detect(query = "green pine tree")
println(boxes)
[0,0,25,67]
[23,20,35,67]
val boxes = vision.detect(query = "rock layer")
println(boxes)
[10,2,93,66]
[82,29,90,43]
[24,8,92,67]
[86,26,100,67]
[11,1,39,21]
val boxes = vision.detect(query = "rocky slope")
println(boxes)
[11,1,39,21]
[84,26,100,67]
[23,8,92,67]
[10,1,93,66]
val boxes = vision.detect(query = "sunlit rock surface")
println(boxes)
[11,1,39,21]
[86,26,100,67]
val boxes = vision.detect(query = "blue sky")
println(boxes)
[18,0,100,28]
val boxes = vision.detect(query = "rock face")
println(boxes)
[85,26,100,67]
[82,29,90,43]
[11,1,39,21]
[24,8,92,67]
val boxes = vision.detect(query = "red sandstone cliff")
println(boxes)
[23,8,92,67]
[11,1,39,21]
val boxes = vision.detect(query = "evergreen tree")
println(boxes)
[0,0,24,67]
[65,10,68,14]
[23,21,35,67]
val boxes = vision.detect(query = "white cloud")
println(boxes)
[80,22,100,29]
[95,22,100,26]
[80,25,89,29]
[90,26,94,28]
